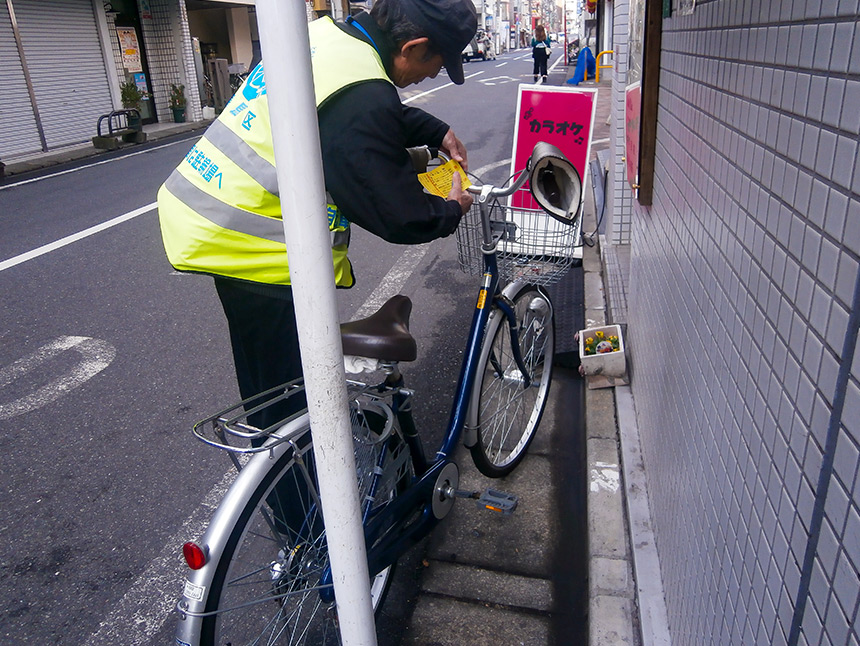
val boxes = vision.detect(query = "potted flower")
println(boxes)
[119,79,143,128]
[120,79,142,110]
[578,324,626,377]
[169,83,187,123]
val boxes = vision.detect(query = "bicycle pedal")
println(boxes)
[476,489,518,515]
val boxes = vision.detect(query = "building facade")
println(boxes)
[0,0,256,162]
[605,1,860,644]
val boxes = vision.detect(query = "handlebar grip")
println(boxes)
[407,146,448,172]
[407,146,434,173]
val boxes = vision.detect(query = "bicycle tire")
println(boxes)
[469,284,555,478]
[199,414,411,646]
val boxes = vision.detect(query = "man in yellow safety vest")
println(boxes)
[157,0,477,430]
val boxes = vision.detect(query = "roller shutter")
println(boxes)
[2,0,113,157]
[0,1,43,158]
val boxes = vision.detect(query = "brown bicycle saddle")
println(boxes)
[340,294,417,362]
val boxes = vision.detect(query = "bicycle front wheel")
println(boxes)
[200,411,410,645]
[470,284,555,478]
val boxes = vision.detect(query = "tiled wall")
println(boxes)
[625,1,860,644]
[175,0,202,121]
[137,0,200,123]
[105,12,124,100]
[106,0,201,122]
[607,0,634,245]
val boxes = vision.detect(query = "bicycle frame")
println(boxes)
[347,175,539,579]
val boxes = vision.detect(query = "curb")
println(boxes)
[1,120,210,179]
[580,183,641,646]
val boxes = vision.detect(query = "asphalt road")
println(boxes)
[0,48,571,645]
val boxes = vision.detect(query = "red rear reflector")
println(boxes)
[183,541,208,570]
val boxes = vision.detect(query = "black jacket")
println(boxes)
[317,12,463,245]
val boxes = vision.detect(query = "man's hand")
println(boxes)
[441,129,468,171]
[447,172,473,215]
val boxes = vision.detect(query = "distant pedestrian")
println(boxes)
[531,25,551,83]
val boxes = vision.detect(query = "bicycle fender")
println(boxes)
[173,413,311,646]
[463,281,530,448]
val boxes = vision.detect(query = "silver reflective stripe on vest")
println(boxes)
[165,171,286,243]
[203,119,280,196]
[332,229,350,246]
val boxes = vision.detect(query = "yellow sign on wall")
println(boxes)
[117,27,142,73]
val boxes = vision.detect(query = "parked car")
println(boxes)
[462,31,495,61]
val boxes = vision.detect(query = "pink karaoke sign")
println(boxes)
[511,86,598,208]
[625,82,641,191]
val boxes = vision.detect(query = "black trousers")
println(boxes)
[214,276,307,430]
[215,276,312,539]
[533,50,548,78]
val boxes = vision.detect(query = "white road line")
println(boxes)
[0,138,193,191]
[0,203,156,273]
[479,75,519,86]
[0,336,116,420]
[353,244,430,318]
[472,158,513,180]
[401,70,484,104]
[83,463,243,646]
[82,242,435,645]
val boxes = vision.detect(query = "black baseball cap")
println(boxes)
[399,0,478,84]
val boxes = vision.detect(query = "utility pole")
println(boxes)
[254,1,378,645]
[563,0,567,56]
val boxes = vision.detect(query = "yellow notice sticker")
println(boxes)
[417,160,472,198]
[476,289,487,309]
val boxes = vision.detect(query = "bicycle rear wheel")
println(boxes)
[199,408,411,645]
[469,284,555,478]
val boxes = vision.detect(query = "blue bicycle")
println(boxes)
[175,142,583,646]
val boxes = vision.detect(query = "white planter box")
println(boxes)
[579,324,626,377]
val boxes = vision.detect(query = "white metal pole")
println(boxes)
[253,2,378,645]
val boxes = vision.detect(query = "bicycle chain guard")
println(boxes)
[431,462,459,519]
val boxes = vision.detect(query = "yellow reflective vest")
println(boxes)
[157,17,391,287]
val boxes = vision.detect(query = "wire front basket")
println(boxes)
[456,187,580,286]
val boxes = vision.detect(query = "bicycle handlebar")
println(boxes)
[465,169,528,201]
[411,142,583,225]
